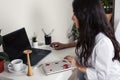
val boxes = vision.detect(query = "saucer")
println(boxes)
[8,64,27,73]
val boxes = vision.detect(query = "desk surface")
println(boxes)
[0,45,76,80]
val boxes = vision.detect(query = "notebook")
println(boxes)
[42,60,75,75]
[2,28,51,66]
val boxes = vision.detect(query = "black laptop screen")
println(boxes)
[3,28,31,60]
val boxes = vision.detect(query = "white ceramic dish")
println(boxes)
[8,64,27,73]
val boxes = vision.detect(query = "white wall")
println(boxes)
[33,0,73,43]
[0,0,73,44]
[114,0,120,29]
[0,0,36,39]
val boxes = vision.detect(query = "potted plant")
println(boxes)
[0,29,9,73]
[102,0,113,14]
[101,0,113,23]
[67,24,79,41]
[71,24,79,40]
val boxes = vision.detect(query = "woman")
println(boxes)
[65,0,120,80]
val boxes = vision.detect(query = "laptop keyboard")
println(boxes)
[29,48,51,66]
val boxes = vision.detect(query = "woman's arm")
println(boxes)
[50,41,76,50]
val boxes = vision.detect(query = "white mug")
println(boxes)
[8,59,23,71]
[33,42,38,48]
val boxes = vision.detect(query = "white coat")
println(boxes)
[85,33,120,80]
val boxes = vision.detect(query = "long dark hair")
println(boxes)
[73,0,120,66]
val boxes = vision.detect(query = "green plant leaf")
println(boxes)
[0,52,9,61]
[71,24,79,40]
[0,56,5,60]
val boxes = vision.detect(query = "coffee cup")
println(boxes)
[8,59,23,72]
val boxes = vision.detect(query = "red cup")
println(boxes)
[0,60,4,73]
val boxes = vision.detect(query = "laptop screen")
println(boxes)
[3,28,31,61]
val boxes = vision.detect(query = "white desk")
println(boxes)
[0,45,76,80]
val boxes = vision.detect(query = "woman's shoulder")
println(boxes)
[94,32,114,54]
[95,32,113,46]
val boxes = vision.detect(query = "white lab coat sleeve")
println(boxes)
[85,38,114,80]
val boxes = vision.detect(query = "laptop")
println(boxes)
[2,28,51,66]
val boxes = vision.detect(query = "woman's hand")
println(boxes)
[64,55,79,67]
[50,42,68,50]
[64,55,87,74]
[50,42,76,50]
